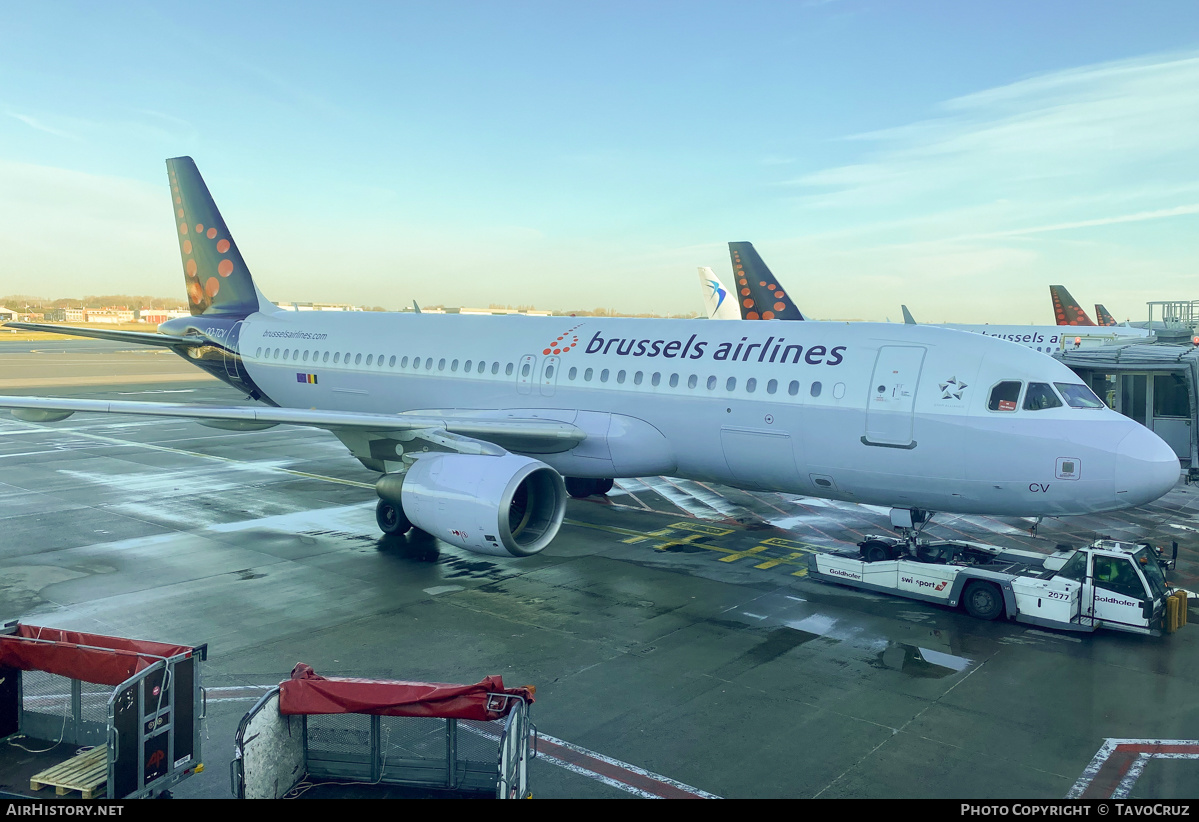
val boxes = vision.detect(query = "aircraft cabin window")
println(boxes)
[522,363,531,377]
[789,381,800,396]
[569,367,577,380]
[600,369,610,383]
[546,365,554,379]
[305,350,311,361]
[505,363,513,376]
[706,376,717,390]
[344,352,351,363]
[810,381,822,398]
[366,354,373,366]
[634,372,643,385]
[323,352,330,363]
[451,359,458,372]
[651,372,660,386]
[464,360,472,372]
[478,361,486,374]
[1023,382,1063,411]
[669,374,679,387]
[617,370,626,384]
[988,381,1022,411]
[746,377,756,393]
[389,355,396,367]
[333,352,340,363]
[255,347,261,358]
[438,358,446,371]
[726,377,736,391]
[284,350,291,360]
[1055,382,1105,409]
[688,375,698,389]
[425,358,433,370]
[584,368,593,381]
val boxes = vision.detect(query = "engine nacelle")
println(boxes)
[377,453,567,557]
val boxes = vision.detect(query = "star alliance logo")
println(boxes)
[940,376,967,400]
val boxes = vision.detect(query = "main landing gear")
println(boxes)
[564,477,614,499]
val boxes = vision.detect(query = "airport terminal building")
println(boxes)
[1060,335,1199,475]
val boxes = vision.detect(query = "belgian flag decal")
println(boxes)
[296,373,318,384]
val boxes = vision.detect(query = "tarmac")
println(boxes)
[1,336,1197,799]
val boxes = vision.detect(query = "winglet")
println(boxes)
[901,305,917,325]
[727,242,805,320]
[1049,285,1096,326]
[167,157,272,318]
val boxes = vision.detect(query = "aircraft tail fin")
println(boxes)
[727,242,805,320]
[1049,285,1096,326]
[699,267,740,320]
[167,157,273,318]
[901,305,917,325]
[1095,304,1118,326]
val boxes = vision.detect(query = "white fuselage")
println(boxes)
[229,311,1178,517]
[936,324,1149,354]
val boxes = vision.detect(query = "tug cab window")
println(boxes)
[1092,555,1146,601]
[988,381,1022,411]
[1023,382,1062,411]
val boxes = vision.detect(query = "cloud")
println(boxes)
[7,112,82,141]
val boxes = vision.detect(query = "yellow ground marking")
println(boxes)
[718,544,771,563]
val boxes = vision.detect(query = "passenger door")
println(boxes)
[864,346,926,448]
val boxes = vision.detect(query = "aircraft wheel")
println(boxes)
[376,499,412,535]
[565,477,599,499]
[860,540,893,563]
[963,581,1004,621]
[594,478,614,495]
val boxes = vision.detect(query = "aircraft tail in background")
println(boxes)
[1049,285,1096,326]
[901,305,917,325]
[167,156,274,318]
[727,242,805,320]
[1095,304,1118,326]
[698,267,740,320]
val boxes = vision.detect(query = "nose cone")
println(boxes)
[1115,424,1180,505]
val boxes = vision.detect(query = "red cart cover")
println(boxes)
[0,624,194,687]
[279,663,534,721]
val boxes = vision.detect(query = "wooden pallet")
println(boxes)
[29,745,108,799]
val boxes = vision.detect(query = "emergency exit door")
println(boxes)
[864,346,926,448]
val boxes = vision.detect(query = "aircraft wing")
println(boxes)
[3,322,205,347]
[0,396,586,456]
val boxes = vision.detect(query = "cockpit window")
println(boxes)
[988,381,1022,412]
[1023,382,1063,411]
[1055,382,1105,409]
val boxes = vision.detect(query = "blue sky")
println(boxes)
[1,1,1196,322]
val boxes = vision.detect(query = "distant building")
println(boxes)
[0,307,15,322]
[138,308,192,324]
[280,302,364,312]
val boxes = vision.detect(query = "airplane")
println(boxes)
[698,267,740,320]
[726,242,806,320]
[1049,285,1097,326]
[0,157,1180,562]
[1095,305,1118,327]
[900,305,1148,351]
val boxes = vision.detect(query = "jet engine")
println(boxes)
[376,453,566,558]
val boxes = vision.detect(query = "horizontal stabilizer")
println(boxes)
[3,322,205,347]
